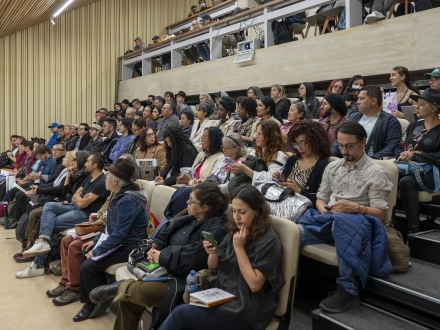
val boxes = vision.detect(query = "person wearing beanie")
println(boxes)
[214,96,237,136]
[319,94,348,145]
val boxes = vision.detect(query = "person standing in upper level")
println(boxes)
[197,14,213,61]
[133,37,146,77]
[188,5,198,17]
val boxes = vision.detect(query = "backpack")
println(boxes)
[271,20,293,45]
[4,202,17,227]
[16,213,29,243]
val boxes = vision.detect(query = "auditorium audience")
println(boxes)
[247,86,264,100]
[342,75,366,117]
[155,127,198,186]
[388,66,419,118]
[234,96,258,146]
[127,118,146,156]
[232,120,288,184]
[136,126,167,172]
[102,118,119,162]
[89,182,228,329]
[215,96,237,136]
[56,125,65,143]
[319,94,348,145]
[179,109,195,138]
[85,124,103,153]
[425,67,440,91]
[10,140,28,170]
[250,96,282,137]
[331,86,402,160]
[156,102,181,141]
[280,101,311,148]
[271,84,291,119]
[395,89,440,236]
[132,99,144,112]
[190,103,214,144]
[154,96,165,110]
[110,118,135,162]
[177,127,225,185]
[159,184,284,330]
[274,120,330,207]
[298,121,392,313]
[199,0,210,12]
[298,82,320,119]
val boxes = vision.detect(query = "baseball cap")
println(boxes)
[201,14,212,20]
[90,124,102,132]
[424,67,440,79]
[48,122,59,128]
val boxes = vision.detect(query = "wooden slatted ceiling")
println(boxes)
[0,0,99,38]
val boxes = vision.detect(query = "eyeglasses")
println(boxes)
[292,141,308,150]
[429,77,439,82]
[338,140,360,151]
[146,133,155,138]
[221,145,236,150]
[187,199,202,205]
[333,85,344,90]
[52,148,64,152]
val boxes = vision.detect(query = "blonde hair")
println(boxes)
[65,151,76,162]
[271,84,286,99]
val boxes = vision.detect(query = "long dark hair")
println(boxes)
[288,120,331,159]
[228,184,271,243]
[204,127,223,156]
[193,183,229,217]
[392,66,420,94]
[163,126,196,169]
[259,96,283,124]
[121,117,134,135]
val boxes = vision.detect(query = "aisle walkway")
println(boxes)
[0,224,115,329]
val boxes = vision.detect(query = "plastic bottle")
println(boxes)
[185,270,198,293]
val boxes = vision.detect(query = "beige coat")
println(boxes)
[135,143,167,173]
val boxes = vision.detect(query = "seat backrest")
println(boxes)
[374,160,398,222]
[397,118,410,135]
[150,185,177,222]
[190,106,196,114]
[328,156,339,162]
[135,180,156,208]
[271,216,300,320]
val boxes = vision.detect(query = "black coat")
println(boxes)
[151,213,228,329]
[101,132,120,162]
[161,144,198,186]
[275,98,291,120]
[281,156,329,207]
[77,134,92,150]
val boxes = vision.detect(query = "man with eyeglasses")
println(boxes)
[298,121,392,313]
[156,102,181,141]
[424,67,440,91]
[331,85,401,160]
[85,124,103,153]
[75,123,91,151]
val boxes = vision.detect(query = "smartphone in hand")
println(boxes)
[202,231,222,256]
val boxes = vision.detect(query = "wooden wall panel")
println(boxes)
[0,0,194,149]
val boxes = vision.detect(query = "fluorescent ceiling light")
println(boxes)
[53,0,75,18]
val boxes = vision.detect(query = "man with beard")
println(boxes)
[17,153,110,278]
[331,85,401,160]
[298,121,392,313]
[319,94,348,145]
[101,118,120,163]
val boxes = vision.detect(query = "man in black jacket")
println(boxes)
[75,123,92,151]
[85,124,103,153]
[101,118,120,163]
[331,86,402,159]
[11,143,66,229]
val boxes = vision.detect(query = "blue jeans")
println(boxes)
[34,202,88,267]
[159,304,253,330]
[196,43,210,61]
[298,224,359,295]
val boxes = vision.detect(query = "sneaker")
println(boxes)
[15,262,45,279]
[46,283,66,298]
[364,11,386,24]
[319,285,362,313]
[23,239,51,258]
[53,289,81,306]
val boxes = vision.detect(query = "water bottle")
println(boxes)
[185,270,198,293]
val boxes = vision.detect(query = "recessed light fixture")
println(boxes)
[50,19,55,25]
[53,0,75,18]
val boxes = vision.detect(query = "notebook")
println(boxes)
[190,288,235,307]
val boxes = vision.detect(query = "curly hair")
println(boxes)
[138,126,158,152]
[254,120,286,164]
[288,120,331,159]
[227,185,272,243]
[163,126,195,170]
[239,97,257,118]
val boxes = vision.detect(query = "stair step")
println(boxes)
[408,230,440,265]
[312,303,428,330]
[366,259,440,318]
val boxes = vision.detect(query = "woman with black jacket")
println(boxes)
[273,120,330,207]
[89,183,229,330]
[299,82,320,119]
[155,126,198,186]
